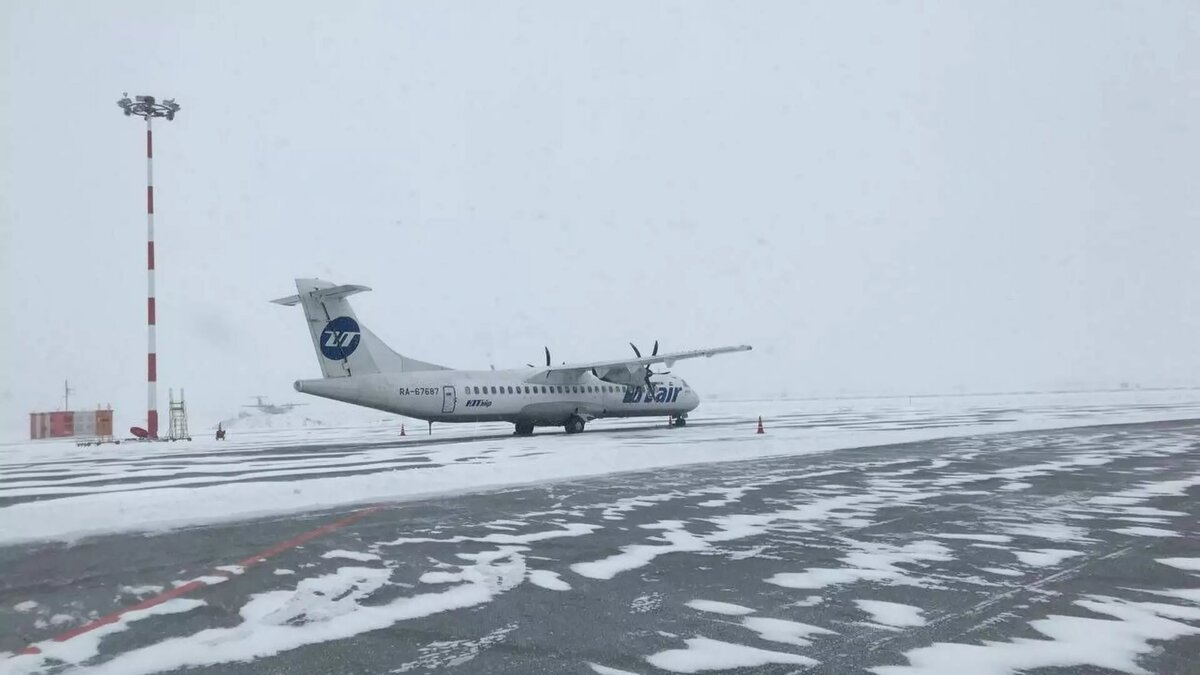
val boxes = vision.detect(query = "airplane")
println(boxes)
[272,279,752,435]
[243,396,308,415]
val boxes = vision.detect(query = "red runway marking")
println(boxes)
[236,505,382,568]
[15,505,384,657]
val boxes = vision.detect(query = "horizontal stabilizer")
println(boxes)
[311,284,372,300]
[270,294,301,306]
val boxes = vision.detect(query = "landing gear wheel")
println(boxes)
[564,415,586,434]
[514,422,535,436]
[674,415,687,428]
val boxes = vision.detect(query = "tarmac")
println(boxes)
[1,419,1198,674]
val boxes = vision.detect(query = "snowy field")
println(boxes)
[2,390,1200,547]
[0,413,1197,674]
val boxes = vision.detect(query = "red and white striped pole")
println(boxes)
[146,115,158,438]
[118,94,178,439]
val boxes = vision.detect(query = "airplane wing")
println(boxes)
[524,345,752,384]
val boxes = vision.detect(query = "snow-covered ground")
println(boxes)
[1,414,1198,674]
[1,390,1198,547]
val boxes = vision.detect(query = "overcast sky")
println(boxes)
[1,1,1197,436]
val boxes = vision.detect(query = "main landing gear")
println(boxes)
[564,415,586,434]
[674,414,688,427]
[514,421,535,436]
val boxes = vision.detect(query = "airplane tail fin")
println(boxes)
[272,278,449,378]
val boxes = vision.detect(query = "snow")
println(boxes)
[527,570,571,591]
[273,568,295,576]
[1142,588,1200,604]
[5,392,1200,546]
[685,599,756,616]
[1110,526,1179,538]
[998,482,1032,491]
[321,550,381,562]
[119,585,164,596]
[931,533,1012,543]
[1012,549,1084,567]
[981,567,1024,577]
[12,600,37,612]
[740,617,836,646]
[855,600,927,627]
[767,540,954,590]
[382,522,601,546]
[180,575,229,586]
[872,595,1200,675]
[393,623,516,672]
[10,599,205,670]
[571,521,707,580]
[1157,558,1200,572]
[588,664,642,675]
[73,550,528,675]
[767,567,893,590]
[1003,522,1092,543]
[645,637,818,672]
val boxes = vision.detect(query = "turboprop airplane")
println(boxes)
[272,279,751,435]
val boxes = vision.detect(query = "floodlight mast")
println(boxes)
[116,93,181,439]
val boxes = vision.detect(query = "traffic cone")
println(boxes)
[756,416,765,434]
[400,424,406,437]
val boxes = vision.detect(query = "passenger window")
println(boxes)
[491,386,497,394]
[463,386,469,395]
[557,386,563,393]
[507,386,514,394]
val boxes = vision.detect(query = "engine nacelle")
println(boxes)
[594,365,649,388]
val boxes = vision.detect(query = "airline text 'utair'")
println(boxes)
[273,279,751,435]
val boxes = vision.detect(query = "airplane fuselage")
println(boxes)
[294,369,699,426]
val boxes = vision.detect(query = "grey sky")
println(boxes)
[1,1,1197,436]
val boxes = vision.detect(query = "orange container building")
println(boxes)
[30,409,115,440]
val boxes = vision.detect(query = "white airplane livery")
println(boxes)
[273,279,751,435]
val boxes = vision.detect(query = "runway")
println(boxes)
[2,417,1198,674]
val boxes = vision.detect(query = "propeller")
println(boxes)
[629,340,659,358]
[528,347,552,368]
[630,340,668,390]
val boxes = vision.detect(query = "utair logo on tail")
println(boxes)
[319,317,361,360]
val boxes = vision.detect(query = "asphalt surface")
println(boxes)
[2,419,1199,674]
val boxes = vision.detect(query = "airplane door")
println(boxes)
[442,386,456,414]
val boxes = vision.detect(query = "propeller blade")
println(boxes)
[652,340,659,356]
[630,342,642,358]
[545,347,551,367]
